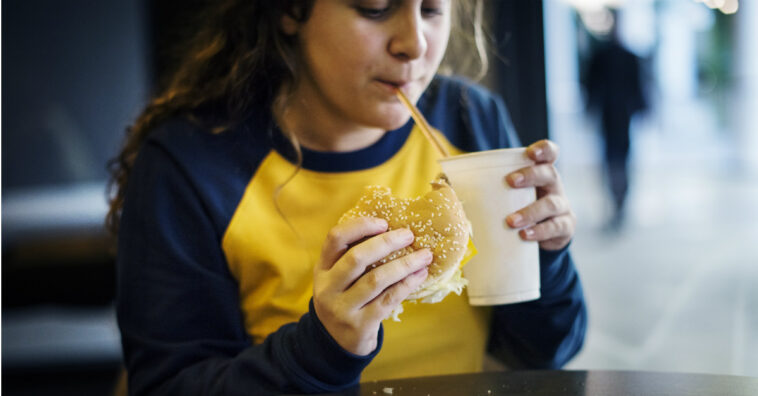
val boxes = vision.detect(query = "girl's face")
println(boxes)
[285,0,451,136]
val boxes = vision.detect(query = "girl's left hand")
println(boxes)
[505,139,576,251]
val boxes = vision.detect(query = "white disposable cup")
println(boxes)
[438,148,540,306]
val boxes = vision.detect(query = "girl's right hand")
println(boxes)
[313,217,432,356]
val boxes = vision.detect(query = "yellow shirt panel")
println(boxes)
[222,126,491,380]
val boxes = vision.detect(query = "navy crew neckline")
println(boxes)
[270,119,414,173]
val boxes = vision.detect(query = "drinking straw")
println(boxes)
[395,89,450,158]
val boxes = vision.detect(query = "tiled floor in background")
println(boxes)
[556,111,758,377]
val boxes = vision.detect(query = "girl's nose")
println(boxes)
[388,12,427,61]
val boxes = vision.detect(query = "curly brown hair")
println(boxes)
[106,0,485,236]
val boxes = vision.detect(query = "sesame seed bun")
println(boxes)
[339,178,471,306]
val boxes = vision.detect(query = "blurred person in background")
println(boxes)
[585,9,648,231]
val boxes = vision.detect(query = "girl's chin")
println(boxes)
[347,101,411,131]
[374,105,412,131]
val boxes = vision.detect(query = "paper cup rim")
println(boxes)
[438,147,532,171]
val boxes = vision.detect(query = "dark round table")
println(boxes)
[299,370,758,396]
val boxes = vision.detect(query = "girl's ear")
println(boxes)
[280,14,300,35]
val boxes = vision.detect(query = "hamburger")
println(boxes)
[339,177,476,320]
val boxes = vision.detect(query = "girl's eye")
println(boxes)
[355,1,444,20]
[421,0,446,18]
[421,7,442,17]
[357,6,391,19]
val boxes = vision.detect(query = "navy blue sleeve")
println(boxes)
[481,83,588,368]
[423,76,588,369]
[116,142,380,396]
[487,247,587,369]
[422,75,521,151]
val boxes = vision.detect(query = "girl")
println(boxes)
[108,1,586,395]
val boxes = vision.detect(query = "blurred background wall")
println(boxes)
[2,0,756,395]
[3,0,148,395]
[544,0,758,377]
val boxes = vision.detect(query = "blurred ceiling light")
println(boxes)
[557,0,626,37]
[580,7,615,36]
[559,0,626,12]
[719,0,739,14]
[701,0,725,8]
[693,0,739,14]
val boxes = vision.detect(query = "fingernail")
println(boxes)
[399,228,414,242]
[510,172,524,186]
[508,213,523,227]
[533,148,543,159]
[523,228,535,238]
[374,218,388,229]
[420,249,433,263]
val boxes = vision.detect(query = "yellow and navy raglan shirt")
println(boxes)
[116,76,587,396]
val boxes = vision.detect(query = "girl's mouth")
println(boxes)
[375,79,411,95]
